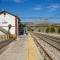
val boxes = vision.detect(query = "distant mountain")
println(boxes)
[22,22,34,26]
[22,21,60,27]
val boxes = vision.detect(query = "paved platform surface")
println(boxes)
[0,35,27,60]
[0,34,40,60]
[26,34,41,60]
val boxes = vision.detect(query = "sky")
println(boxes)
[0,0,60,23]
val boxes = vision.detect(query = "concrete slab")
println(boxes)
[0,34,41,60]
[0,35,27,60]
[26,33,42,60]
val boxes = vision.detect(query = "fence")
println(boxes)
[0,34,16,41]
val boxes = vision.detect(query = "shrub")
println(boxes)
[50,27,55,32]
[46,28,50,33]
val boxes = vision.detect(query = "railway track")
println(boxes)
[33,32,60,51]
[31,34,52,60]
[0,40,12,49]
[38,33,60,43]
[31,32,60,60]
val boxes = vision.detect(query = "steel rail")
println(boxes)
[31,33,52,60]
[39,33,60,43]
[33,33,60,51]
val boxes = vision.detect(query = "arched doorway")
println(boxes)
[58,29,60,33]
[38,29,41,32]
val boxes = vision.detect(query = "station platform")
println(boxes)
[0,34,40,60]
[26,34,41,60]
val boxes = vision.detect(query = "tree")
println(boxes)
[46,27,50,33]
[20,23,26,28]
[27,27,34,31]
[50,27,55,32]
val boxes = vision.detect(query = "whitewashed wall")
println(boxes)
[0,31,5,35]
[0,13,16,34]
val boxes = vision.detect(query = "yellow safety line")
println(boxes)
[26,48,29,60]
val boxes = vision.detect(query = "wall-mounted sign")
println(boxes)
[0,13,15,34]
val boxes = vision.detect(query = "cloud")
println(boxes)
[2,0,11,2]
[33,5,42,11]
[33,4,60,12]
[2,0,26,3]
[47,4,60,11]
[14,0,27,3]
[33,7,41,11]
[14,0,21,3]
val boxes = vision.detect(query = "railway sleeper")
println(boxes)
[31,33,52,60]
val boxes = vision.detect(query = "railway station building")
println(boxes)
[0,10,21,39]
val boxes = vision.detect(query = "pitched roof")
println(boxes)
[0,10,21,21]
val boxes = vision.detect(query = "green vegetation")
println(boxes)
[22,24,26,27]
[46,26,55,33]
[50,27,55,32]
[27,28,34,31]
[46,27,50,33]
[28,28,34,31]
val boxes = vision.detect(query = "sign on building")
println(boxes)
[0,10,20,36]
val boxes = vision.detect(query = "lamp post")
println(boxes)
[8,24,12,34]
[8,24,12,39]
